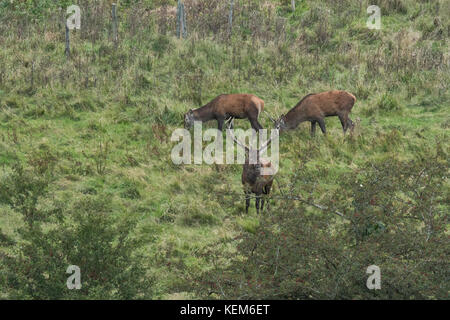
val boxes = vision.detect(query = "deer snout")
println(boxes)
[184,115,192,129]
[274,117,286,131]
[258,159,275,176]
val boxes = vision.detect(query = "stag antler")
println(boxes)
[226,119,272,157]
[258,135,272,157]
[264,110,276,123]
[226,118,249,153]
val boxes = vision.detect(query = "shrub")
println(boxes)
[192,147,449,299]
[0,164,154,299]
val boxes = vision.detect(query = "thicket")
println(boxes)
[192,144,449,299]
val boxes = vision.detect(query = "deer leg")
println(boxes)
[342,113,351,133]
[338,114,346,133]
[245,191,250,214]
[256,120,263,131]
[264,185,271,211]
[217,117,225,131]
[318,119,326,135]
[310,121,317,137]
[255,196,260,214]
[249,117,263,132]
[347,118,354,132]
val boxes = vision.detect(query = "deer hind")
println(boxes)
[274,90,356,136]
[184,94,265,132]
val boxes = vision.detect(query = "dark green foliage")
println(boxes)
[0,163,54,226]
[0,165,154,299]
[193,147,449,299]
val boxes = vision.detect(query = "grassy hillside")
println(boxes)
[0,0,448,299]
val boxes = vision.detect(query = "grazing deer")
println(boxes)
[227,120,275,214]
[184,94,265,131]
[274,90,356,136]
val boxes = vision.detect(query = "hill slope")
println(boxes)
[0,0,448,299]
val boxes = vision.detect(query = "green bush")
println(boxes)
[192,148,449,299]
[0,164,154,299]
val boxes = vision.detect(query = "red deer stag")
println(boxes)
[227,120,275,214]
[274,90,356,136]
[184,94,265,131]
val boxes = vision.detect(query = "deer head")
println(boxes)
[184,109,195,129]
[274,114,288,131]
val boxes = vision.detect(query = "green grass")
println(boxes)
[0,0,448,299]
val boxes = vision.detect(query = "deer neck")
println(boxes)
[244,149,261,164]
[285,110,307,129]
[193,104,215,122]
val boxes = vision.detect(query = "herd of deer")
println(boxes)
[184,90,357,214]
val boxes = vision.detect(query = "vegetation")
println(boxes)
[0,0,448,299]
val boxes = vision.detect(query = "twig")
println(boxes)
[282,195,347,219]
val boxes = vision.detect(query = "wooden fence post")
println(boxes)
[65,23,70,58]
[228,0,234,37]
[177,0,187,39]
[30,61,35,89]
[112,3,118,44]
[291,0,296,12]
[176,0,181,38]
[182,2,187,38]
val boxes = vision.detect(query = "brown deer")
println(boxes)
[274,90,356,136]
[226,120,275,214]
[184,94,265,131]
